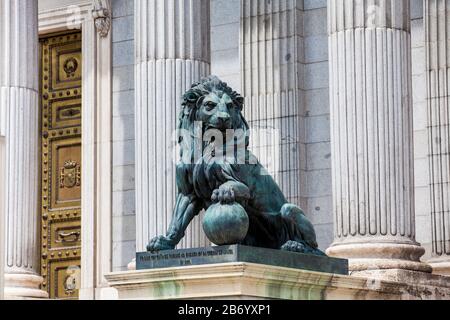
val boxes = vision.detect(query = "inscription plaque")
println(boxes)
[137,245,348,275]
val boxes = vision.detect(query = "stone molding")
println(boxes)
[105,262,450,300]
[38,1,92,33]
[429,259,450,277]
[4,273,48,300]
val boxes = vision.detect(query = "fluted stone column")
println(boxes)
[240,0,305,205]
[0,0,47,298]
[326,0,431,275]
[0,136,5,299]
[425,0,450,277]
[134,0,211,252]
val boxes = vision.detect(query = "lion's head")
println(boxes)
[177,76,250,165]
[180,76,248,133]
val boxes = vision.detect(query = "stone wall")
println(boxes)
[211,0,241,92]
[410,0,432,260]
[302,0,332,250]
[111,0,136,272]
[424,0,450,267]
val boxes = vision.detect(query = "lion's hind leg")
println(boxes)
[280,204,327,256]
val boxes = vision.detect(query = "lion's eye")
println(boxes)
[205,102,216,110]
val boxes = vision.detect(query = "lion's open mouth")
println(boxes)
[204,125,228,133]
[204,121,234,131]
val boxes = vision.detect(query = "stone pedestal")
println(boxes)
[134,0,211,251]
[326,0,430,275]
[105,263,450,300]
[0,0,47,299]
[425,0,450,277]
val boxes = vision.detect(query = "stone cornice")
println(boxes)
[38,0,111,38]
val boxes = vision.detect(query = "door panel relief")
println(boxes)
[40,32,82,300]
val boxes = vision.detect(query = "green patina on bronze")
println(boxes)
[147,76,325,256]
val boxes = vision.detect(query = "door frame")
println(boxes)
[38,0,112,300]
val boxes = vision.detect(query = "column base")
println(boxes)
[326,242,432,274]
[4,272,49,300]
[429,257,450,277]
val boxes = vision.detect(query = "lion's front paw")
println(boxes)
[281,240,327,256]
[146,236,175,252]
[281,240,307,253]
[211,187,236,204]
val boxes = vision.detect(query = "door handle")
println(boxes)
[57,231,81,243]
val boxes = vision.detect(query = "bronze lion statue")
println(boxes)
[147,76,325,256]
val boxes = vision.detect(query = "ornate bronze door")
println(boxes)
[39,32,82,300]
